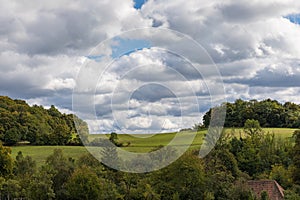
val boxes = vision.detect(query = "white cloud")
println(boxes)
[1,0,300,133]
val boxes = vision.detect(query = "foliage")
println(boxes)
[230,179,256,200]
[260,191,269,200]
[27,166,55,200]
[77,152,103,169]
[65,166,101,200]
[109,132,118,143]
[292,130,300,185]
[0,142,13,177]
[45,149,75,199]
[205,147,239,178]
[150,152,206,200]
[1,96,300,199]
[0,96,88,145]
[0,129,299,199]
[0,179,23,199]
[284,189,300,200]
[14,151,36,177]
[243,119,263,138]
[269,164,293,189]
[203,99,300,128]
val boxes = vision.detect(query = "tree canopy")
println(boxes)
[0,96,88,146]
[203,99,300,128]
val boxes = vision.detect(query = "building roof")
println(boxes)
[247,180,284,200]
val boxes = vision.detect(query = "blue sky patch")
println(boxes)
[285,14,300,25]
[86,55,104,62]
[133,0,147,9]
[111,37,151,58]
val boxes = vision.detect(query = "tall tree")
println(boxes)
[14,151,36,177]
[151,152,206,199]
[46,149,75,199]
[292,130,300,184]
[27,166,55,200]
[65,166,104,200]
[243,119,263,138]
[0,142,13,177]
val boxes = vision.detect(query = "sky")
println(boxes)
[1,0,300,133]
[134,0,147,9]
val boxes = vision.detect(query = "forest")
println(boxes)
[1,96,300,199]
[1,126,300,199]
[0,96,88,146]
[203,99,300,128]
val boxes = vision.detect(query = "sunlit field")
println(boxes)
[10,128,297,166]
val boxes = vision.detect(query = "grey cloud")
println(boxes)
[130,83,176,102]
[95,105,113,117]
[17,10,104,55]
[142,0,300,64]
[0,0,152,58]
[229,72,300,88]
[225,61,300,87]
[219,1,293,23]
[1,0,300,133]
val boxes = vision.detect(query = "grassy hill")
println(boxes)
[10,128,297,166]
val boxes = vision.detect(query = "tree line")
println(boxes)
[1,124,300,199]
[0,96,88,146]
[203,99,300,128]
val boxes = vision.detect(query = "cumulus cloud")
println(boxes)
[0,0,151,107]
[226,59,300,87]
[1,0,300,133]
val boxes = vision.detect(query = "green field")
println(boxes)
[10,128,297,166]
[10,146,89,166]
[223,127,297,138]
[89,130,206,153]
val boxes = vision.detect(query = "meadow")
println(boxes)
[10,128,297,166]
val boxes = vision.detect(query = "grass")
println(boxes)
[10,146,89,166]
[223,127,297,139]
[10,128,297,166]
[89,130,206,153]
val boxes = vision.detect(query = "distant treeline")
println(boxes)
[203,99,300,128]
[0,96,88,146]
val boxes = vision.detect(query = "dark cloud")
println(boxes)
[95,105,113,117]
[131,83,176,102]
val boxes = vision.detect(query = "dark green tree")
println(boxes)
[0,142,14,177]
[27,166,55,200]
[151,152,206,199]
[292,130,300,185]
[243,119,263,138]
[0,179,23,199]
[3,127,21,145]
[14,151,36,177]
[236,137,263,177]
[46,149,75,199]
[65,166,105,200]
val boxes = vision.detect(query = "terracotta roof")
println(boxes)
[247,180,284,200]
